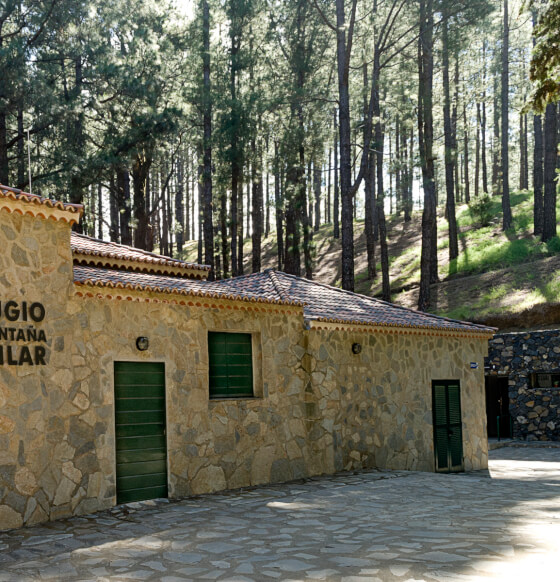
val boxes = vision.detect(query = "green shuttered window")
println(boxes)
[209,332,253,398]
[432,380,464,473]
[114,362,168,504]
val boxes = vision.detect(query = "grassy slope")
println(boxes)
[182,191,560,327]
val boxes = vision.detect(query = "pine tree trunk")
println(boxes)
[492,71,500,195]
[152,170,160,251]
[326,149,331,224]
[284,162,302,276]
[475,102,481,197]
[463,103,470,203]
[176,157,184,254]
[523,113,529,189]
[307,159,313,232]
[97,184,103,239]
[68,57,85,232]
[0,112,7,186]
[161,168,169,257]
[185,151,191,241]
[453,51,461,203]
[237,177,244,274]
[313,159,321,232]
[146,173,152,249]
[388,133,393,215]
[395,116,401,216]
[373,56,390,302]
[229,4,241,276]
[303,169,313,279]
[202,0,214,277]
[501,0,512,229]
[17,106,24,188]
[117,168,132,245]
[284,1,308,277]
[166,176,173,257]
[481,41,488,195]
[542,103,558,242]
[251,135,263,273]
[274,141,284,270]
[197,161,203,264]
[246,173,251,236]
[481,99,488,193]
[418,0,437,312]
[404,127,413,222]
[333,108,340,239]
[534,113,544,236]
[265,136,270,238]
[442,16,458,262]
[519,113,525,191]
[109,173,119,242]
[132,151,153,250]
[364,148,376,280]
[231,163,239,275]
[336,0,355,291]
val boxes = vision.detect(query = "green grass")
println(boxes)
[450,191,560,277]
[180,188,560,321]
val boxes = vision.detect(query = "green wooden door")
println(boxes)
[432,380,464,473]
[114,361,168,503]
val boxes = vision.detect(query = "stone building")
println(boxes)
[0,185,493,531]
[486,331,560,441]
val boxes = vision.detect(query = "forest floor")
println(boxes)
[183,190,560,331]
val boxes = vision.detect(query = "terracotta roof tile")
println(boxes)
[71,232,210,276]
[73,263,494,334]
[73,265,302,306]
[0,184,83,224]
[216,270,495,334]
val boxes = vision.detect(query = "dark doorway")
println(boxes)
[485,376,511,439]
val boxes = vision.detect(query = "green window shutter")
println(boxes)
[432,380,464,473]
[447,384,463,469]
[209,332,253,398]
[114,361,168,504]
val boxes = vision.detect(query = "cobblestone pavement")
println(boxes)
[0,445,559,582]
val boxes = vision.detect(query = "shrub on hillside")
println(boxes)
[468,193,493,227]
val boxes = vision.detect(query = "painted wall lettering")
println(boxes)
[0,301,45,323]
[0,299,48,366]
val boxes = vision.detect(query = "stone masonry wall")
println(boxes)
[486,331,560,440]
[0,212,75,530]
[307,329,488,473]
[0,206,490,531]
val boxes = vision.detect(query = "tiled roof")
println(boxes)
[73,262,494,334]
[0,184,83,224]
[71,233,210,278]
[216,270,494,334]
[73,265,303,306]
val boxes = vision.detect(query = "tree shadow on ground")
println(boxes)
[0,447,558,581]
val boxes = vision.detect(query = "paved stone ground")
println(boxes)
[0,445,559,582]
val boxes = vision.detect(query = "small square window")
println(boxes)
[208,332,253,398]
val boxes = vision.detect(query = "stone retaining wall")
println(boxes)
[486,331,560,441]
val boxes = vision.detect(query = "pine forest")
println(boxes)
[1,0,559,315]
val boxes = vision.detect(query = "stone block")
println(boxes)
[191,465,226,494]
[14,468,37,496]
[0,504,23,530]
[0,416,15,435]
[54,476,77,506]
[270,459,293,483]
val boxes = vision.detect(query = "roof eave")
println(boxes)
[305,318,495,338]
